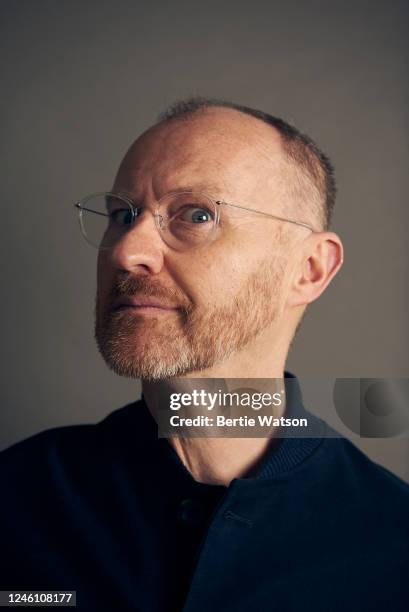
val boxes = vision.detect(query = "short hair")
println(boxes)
[158,97,336,230]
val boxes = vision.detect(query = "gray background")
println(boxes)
[1,0,408,481]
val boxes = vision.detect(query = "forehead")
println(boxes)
[114,108,286,203]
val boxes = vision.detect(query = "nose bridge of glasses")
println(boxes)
[125,203,166,240]
[120,191,166,223]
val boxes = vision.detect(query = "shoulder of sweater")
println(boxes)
[0,398,147,479]
[312,421,409,507]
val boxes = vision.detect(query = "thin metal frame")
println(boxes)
[214,199,315,231]
[74,190,316,249]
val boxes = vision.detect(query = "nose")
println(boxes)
[108,209,166,275]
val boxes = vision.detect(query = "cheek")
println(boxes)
[207,227,278,296]
[179,245,250,306]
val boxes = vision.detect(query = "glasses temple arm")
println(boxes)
[215,200,315,231]
[75,203,109,218]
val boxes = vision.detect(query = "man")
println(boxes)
[1,98,408,611]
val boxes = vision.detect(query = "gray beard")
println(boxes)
[95,257,286,381]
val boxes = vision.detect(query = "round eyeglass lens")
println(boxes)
[78,193,134,249]
[157,191,217,250]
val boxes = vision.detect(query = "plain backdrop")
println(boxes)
[0,0,408,481]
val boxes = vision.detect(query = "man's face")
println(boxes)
[95,108,298,380]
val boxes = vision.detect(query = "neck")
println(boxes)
[142,346,288,486]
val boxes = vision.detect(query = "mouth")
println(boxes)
[112,297,180,314]
[114,305,178,315]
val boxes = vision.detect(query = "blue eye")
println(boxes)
[180,206,212,224]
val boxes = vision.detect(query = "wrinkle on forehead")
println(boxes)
[114,107,289,213]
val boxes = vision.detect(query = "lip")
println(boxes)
[112,297,179,312]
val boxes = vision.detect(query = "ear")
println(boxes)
[287,231,344,308]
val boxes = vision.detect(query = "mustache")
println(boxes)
[104,273,192,312]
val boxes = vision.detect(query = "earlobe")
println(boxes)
[287,232,344,308]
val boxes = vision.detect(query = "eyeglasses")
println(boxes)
[74,190,315,252]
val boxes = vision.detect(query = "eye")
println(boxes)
[109,208,134,226]
[178,206,213,224]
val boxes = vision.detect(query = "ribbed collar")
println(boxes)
[136,371,326,483]
[253,371,326,480]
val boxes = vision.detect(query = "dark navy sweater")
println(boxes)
[1,373,408,611]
